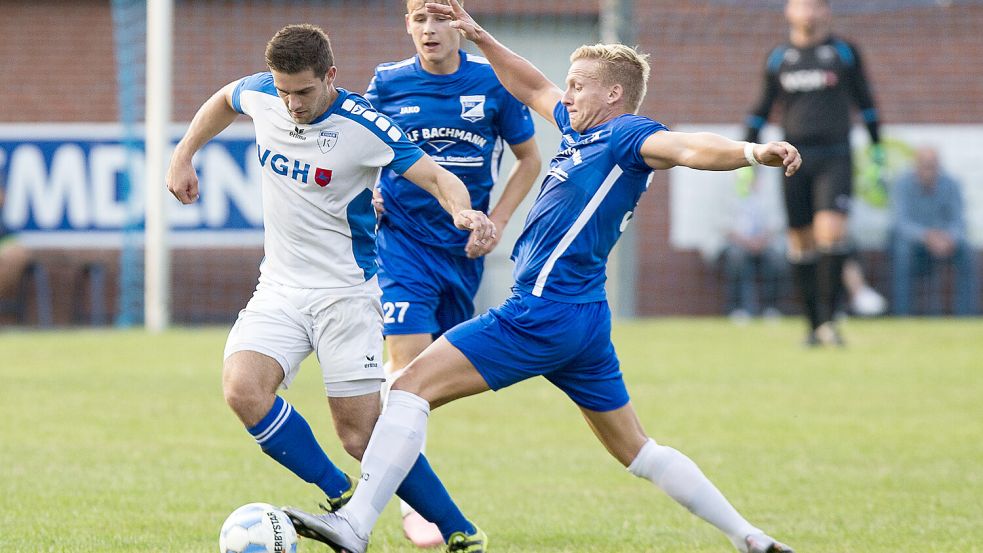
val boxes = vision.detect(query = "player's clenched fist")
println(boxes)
[754,141,802,177]
[166,156,201,204]
[454,209,496,257]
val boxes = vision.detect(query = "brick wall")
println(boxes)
[2,1,980,320]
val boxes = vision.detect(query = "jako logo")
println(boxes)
[400,106,421,114]
[257,145,332,187]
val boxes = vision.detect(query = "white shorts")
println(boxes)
[224,277,385,396]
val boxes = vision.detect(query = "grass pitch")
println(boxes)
[1,318,981,552]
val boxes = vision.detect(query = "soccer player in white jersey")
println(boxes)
[165,24,494,551]
[284,3,800,552]
[364,0,541,545]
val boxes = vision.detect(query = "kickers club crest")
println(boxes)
[459,95,486,122]
[318,130,339,153]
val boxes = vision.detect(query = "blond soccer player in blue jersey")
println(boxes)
[285,3,799,553]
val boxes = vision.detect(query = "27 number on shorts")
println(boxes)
[383,301,410,324]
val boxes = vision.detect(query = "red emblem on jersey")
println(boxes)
[315,167,333,187]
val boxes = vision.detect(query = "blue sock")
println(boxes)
[247,396,350,498]
[396,453,475,541]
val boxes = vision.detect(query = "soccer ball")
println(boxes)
[219,502,298,553]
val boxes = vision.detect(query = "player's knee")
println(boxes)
[222,368,267,424]
[337,426,372,461]
[627,439,683,479]
[627,438,659,477]
[223,387,264,426]
[813,216,848,245]
[816,239,850,255]
[389,363,426,396]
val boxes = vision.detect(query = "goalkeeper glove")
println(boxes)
[870,143,886,167]
[859,144,888,208]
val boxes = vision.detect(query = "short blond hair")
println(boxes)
[405,0,460,12]
[570,43,650,113]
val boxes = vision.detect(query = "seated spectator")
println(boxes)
[721,175,786,322]
[891,147,979,316]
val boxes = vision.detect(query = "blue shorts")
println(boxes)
[445,291,629,412]
[377,224,483,338]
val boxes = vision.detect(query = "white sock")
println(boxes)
[628,439,759,550]
[345,390,429,538]
[381,369,426,519]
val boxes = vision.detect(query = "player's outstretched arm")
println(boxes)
[426,0,562,124]
[402,155,497,257]
[167,82,240,204]
[640,131,802,177]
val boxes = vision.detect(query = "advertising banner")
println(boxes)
[0,123,263,248]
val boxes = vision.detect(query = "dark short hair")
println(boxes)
[265,24,333,77]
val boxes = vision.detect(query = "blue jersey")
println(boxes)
[365,50,535,252]
[511,103,667,303]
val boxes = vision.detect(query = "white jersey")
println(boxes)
[232,72,424,289]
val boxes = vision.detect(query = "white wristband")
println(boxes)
[744,142,760,166]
